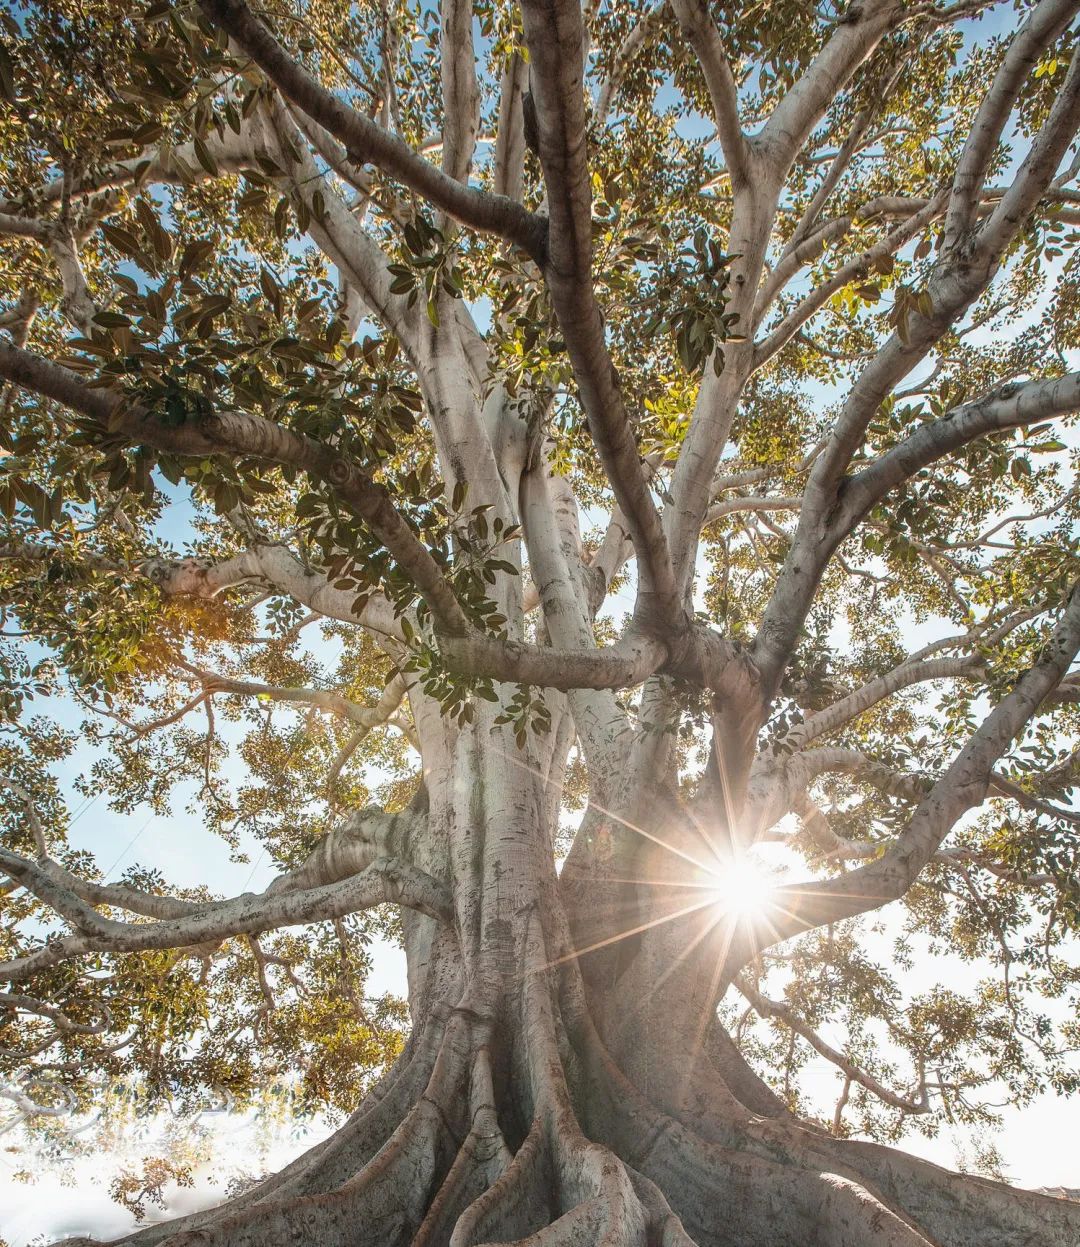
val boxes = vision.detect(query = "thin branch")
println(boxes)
[174,658,413,738]
[1,778,48,855]
[782,61,908,253]
[0,1082,76,1121]
[736,975,932,1114]
[0,992,109,1035]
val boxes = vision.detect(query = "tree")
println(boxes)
[2,0,1080,1239]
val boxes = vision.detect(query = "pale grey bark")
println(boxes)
[0,848,451,981]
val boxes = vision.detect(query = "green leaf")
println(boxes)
[179,239,215,278]
[92,311,133,329]
[101,224,144,260]
[259,268,284,319]
[192,136,219,176]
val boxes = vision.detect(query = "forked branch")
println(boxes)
[0,849,451,982]
[728,584,1080,971]
[197,0,547,260]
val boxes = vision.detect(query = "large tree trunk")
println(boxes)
[66,719,1080,1247]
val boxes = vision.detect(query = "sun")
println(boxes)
[707,857,776,921]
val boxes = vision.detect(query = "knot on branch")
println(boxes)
[141,556,213,598]
[369,857,403,897]
[992,380,1022,403]
[633,592,692,646]
[583,564,608,616]
[659,621,697,674]
[326,457,353,487]
[525,211,551,269]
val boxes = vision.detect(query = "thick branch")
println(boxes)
[439,0,481,186]
[0,212,48,240]
[493,54,528,202]
[753,357,1080,701]
[2,341,706,693]
[669,0,750,187]
[941,0,1080,250]
[732,584,1080,967]
[197,0,546,260]
[975,48,1080,258]
[787,655,983,749]
[758,0,905,176]
[0,339,473,636]
[0,853,451,982]
[518,0,681,634]
[843,371,1080,521]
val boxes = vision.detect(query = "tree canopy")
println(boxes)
[2,0,1080,1242]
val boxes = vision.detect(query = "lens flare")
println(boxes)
[708,857,775,920]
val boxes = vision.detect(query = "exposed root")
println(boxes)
[59,922,1080,1247]
[571,988,1080,1247]
[518,912,648,1246]
[623,1167,701,1247]
[134,1009,471,1247]
[170,1097,447,1246]
[811,1172,938,1247]
[453,913,654,1247]
[415,1045,513,1247]
[472,1195,627,1247]
[565,991,945,1247]
[64,1019,447,1247]
[451,1116,554,1245]
[811,1136,1080,1247]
